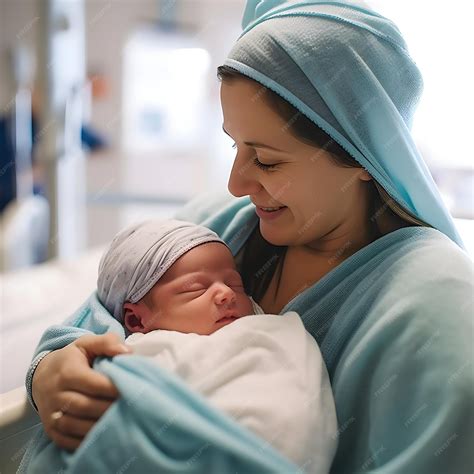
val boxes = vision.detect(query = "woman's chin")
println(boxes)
[259,224,291,246]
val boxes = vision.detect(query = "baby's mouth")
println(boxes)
[216,313,239,324]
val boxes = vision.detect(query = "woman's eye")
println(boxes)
[253,157,276,171]
[231,143,276,171]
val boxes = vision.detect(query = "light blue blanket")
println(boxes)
[22,192,474,473]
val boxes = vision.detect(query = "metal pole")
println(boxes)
[36,0,86,260]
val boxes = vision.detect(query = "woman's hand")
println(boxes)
[32,333,132,451]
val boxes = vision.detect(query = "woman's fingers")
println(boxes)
[56,390,115,420]
[74,333,132,364]
[32,333,133,451]
[45,392,115,445]
[62,365,120,400]
[51,412,96,438]
[47,429,83,452]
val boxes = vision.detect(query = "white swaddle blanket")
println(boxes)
[125,311,338,473]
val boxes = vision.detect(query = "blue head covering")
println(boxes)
[224,0,466,250]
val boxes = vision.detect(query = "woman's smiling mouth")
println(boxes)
[255,206,288,220]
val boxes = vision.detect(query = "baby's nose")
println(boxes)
[215,284,236,305]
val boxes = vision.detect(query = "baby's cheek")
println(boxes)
[241,296,254,315]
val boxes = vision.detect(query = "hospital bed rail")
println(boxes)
[0,388,40,474]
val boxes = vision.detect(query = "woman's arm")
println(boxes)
[31,333,130,451]
[27,293,131,450]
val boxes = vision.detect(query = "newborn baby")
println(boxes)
[97,219,338,472]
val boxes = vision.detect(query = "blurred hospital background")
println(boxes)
[0,0,473,392]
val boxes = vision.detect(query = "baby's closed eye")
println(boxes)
[181,284,206,293]
[181,283,243,294]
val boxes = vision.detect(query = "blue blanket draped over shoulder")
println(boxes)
[21,191,474,473]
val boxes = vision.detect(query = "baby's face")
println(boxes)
[124,242,254,335]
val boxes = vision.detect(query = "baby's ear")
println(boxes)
[123,302,146,333]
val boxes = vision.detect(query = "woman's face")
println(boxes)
[220,78,375,252]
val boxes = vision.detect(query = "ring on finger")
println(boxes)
[51,410,64,425]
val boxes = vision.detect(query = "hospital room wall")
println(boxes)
[0,2,37,109]
[85,0,247,248]
[84,0,247,248]
[0,0,246,251]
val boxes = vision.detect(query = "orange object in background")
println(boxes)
[88,72,109,100]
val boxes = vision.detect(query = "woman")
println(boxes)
[27,1,473,472]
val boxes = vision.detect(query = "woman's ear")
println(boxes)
[123,302,148,333]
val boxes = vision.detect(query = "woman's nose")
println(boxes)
[227,154,261,197]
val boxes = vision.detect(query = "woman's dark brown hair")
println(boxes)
[217,65,430,305]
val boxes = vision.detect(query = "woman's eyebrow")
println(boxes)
[222,125,283,152]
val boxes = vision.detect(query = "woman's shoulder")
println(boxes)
[325,225,473,375]
[344,226,473,368]
[382,226,473,291]
[331,225,474,472]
